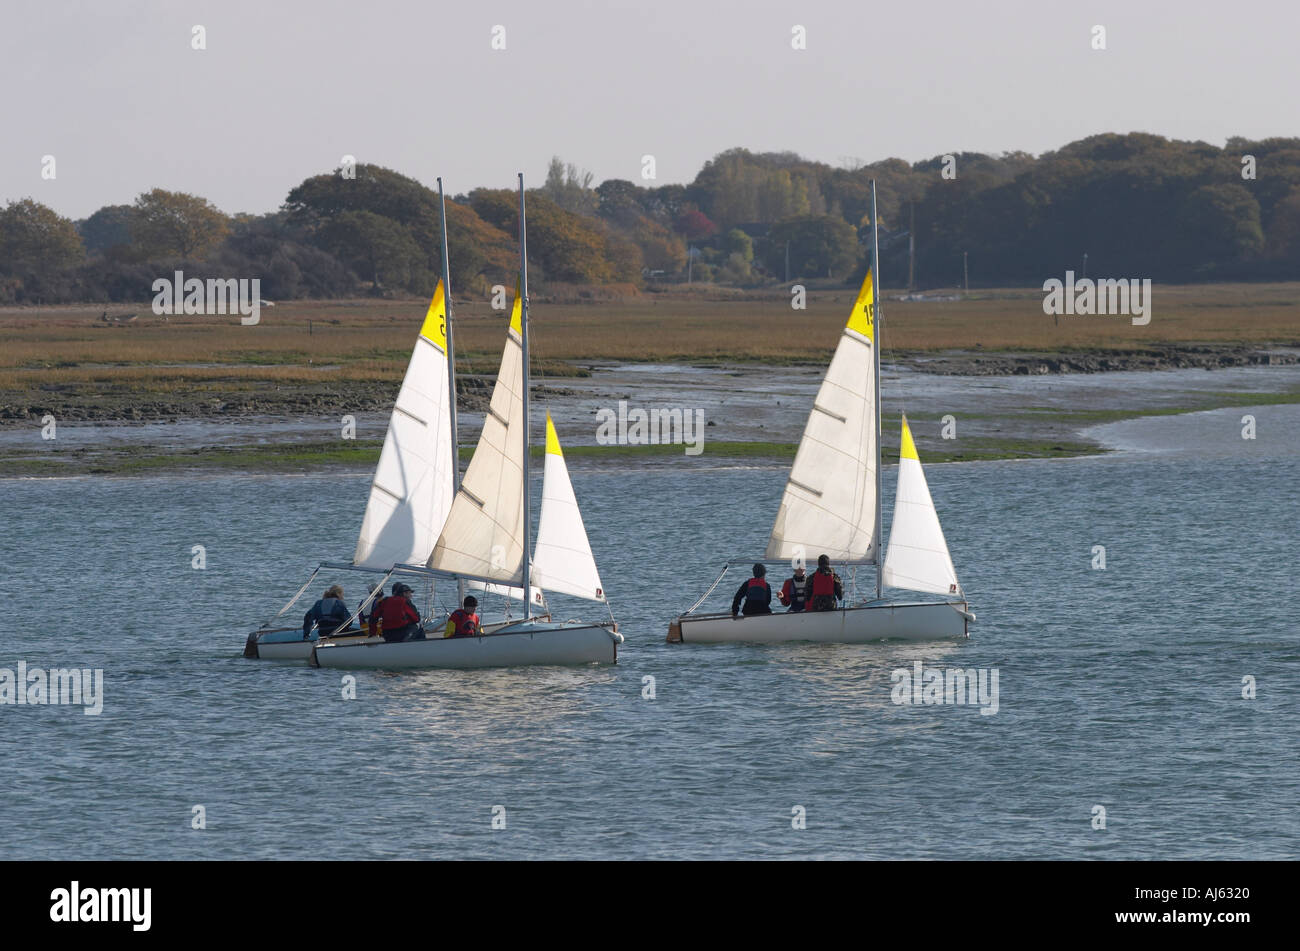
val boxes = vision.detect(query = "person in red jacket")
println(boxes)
[370,582,425,642]
[444,596,483,638]
[778,565,809,613]
[807,555,844,611]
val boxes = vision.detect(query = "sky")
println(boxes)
[3,0,1298,219]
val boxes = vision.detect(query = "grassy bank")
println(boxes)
[2,282,1298,419]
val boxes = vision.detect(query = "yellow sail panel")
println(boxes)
[846,267,875,338]
[419,279,447,351]
[545,412,563,457]
[899,414,919,461]
[509,274,522,335]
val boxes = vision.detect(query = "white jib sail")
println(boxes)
[532,413,606,602]
[766,267,879,563]
[353,281,455,570]
[882,415,961,596]
[429,281,527,585]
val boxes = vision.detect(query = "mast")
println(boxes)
[438,177,460,497]
[518,172,533,618]
[438,177,465,606]
[870,180,884,600]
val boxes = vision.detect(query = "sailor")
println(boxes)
[807,555,844,611]
[778,565,809,613]
[303,584,354,638]
[731,563,773,618]
[444,596,483,638]
[358,582,383,626]
[370,582,425,642]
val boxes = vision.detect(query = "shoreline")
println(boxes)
[3,342,1297,426]
[4,384,1297,478]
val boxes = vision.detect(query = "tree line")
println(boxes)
[3,133,1299,304]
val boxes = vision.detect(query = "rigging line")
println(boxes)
[267,565,322,623]
[684,563,730,615]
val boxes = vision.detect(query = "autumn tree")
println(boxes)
[0,199,85,278]
[130,189,230,259]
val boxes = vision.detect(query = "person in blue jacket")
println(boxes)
[303,584,354,638]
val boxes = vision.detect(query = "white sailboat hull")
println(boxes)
[245,627,383,661]
[669,600,971,644]
[310,622,622,670]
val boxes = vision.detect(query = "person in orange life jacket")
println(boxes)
[731,563,773,617]
[807,554,844,611]
[303,584,355,638]
[370,582,425,642]
[778,565,809,612]
[444,596,483,638]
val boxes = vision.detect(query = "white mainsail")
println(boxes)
[429,279,527,584]
[532,413,606,602]
[766,267,879,564]
[882,415,961,595]
[353,281,455,570]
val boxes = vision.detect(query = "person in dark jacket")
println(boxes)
[358,582,383,626]
[778,565,809,612]
[370,582,425,642]
[807,555,844,611]
[731,563,773,618]
[303,585,355,638]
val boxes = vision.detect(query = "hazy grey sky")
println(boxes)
[3,0,1297,219]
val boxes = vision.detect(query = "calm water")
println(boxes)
[1,405,1296,859]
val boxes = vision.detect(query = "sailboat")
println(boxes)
[312,173,622,670]
[245,179,463,660]
[667,180,974,644]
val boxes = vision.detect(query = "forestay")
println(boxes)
[882,415,961,595]
[532,413,606,602]
[766,267,879,564]
[429,279,527,584]
[353,281,456,571]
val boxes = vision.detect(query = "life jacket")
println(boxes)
[810,570,836,597]
[310,597,350,635]
[745,577,769,604]
[444,609,480,638]
[378,596,419,629]
[785,575,808,606]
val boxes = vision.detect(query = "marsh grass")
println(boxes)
[3,281,1297,380]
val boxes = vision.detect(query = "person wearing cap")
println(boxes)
[778,564,810,613]
[303,584,354,638]
[444,596,483,638]
[370,582,425,642]
[807,554,844,611]
[731,563,773,618]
